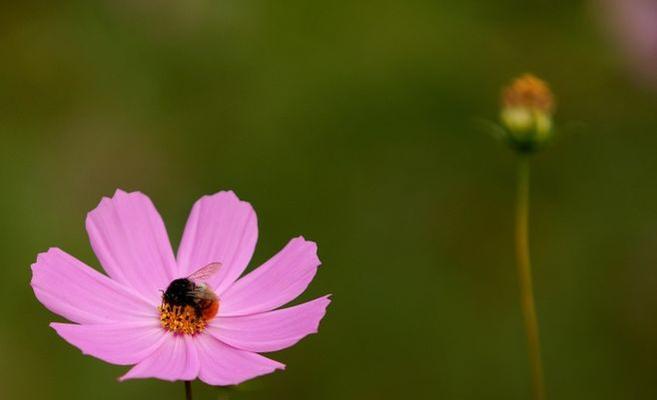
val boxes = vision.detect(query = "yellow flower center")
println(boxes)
[501,74,554,114]
[159,302,207,335]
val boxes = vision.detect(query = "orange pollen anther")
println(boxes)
[159,302,207,335]
[501,74,555,114]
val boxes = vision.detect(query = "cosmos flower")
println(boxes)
[598,0,657,90]
[31,190,330,385]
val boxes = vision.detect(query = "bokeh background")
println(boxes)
[2,1,657,399]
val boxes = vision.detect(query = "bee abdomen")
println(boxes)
[202,300,219,320]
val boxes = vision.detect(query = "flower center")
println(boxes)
[501,74,554,114]
[159,302,207,335]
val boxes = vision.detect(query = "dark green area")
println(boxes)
[1,1,657,399]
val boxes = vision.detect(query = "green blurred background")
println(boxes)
[2,0,657,398]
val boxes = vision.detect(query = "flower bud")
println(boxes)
[500,74,555,152]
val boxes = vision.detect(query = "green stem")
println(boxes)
[515,155,545,400]
[184,381,192,400]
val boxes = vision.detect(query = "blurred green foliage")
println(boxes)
[2,0,657,399]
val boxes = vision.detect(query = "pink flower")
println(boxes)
[31,190,330,385]
[599,0,657,89]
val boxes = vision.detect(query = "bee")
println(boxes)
[162,263,221,321]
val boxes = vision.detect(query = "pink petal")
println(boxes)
[176,191,257,294]
[119,334,199,382]
[219,237,321,316]
[31,248,156,324]
[195,334,284,386]
[86,190,178,301]
[51,321,166,365]
[208,296,330,352]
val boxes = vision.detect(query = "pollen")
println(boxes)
[502,74,554,114]
[159,302,207,335]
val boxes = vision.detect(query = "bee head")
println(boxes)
[163,278,194,305]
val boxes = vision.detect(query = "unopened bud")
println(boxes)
[499,74,555,152]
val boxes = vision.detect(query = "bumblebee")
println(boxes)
[162,263,220,321]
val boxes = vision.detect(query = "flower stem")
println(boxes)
[515,155,545,400]
[184,381,192,400]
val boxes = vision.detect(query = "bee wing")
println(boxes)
[187,262,222,284]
